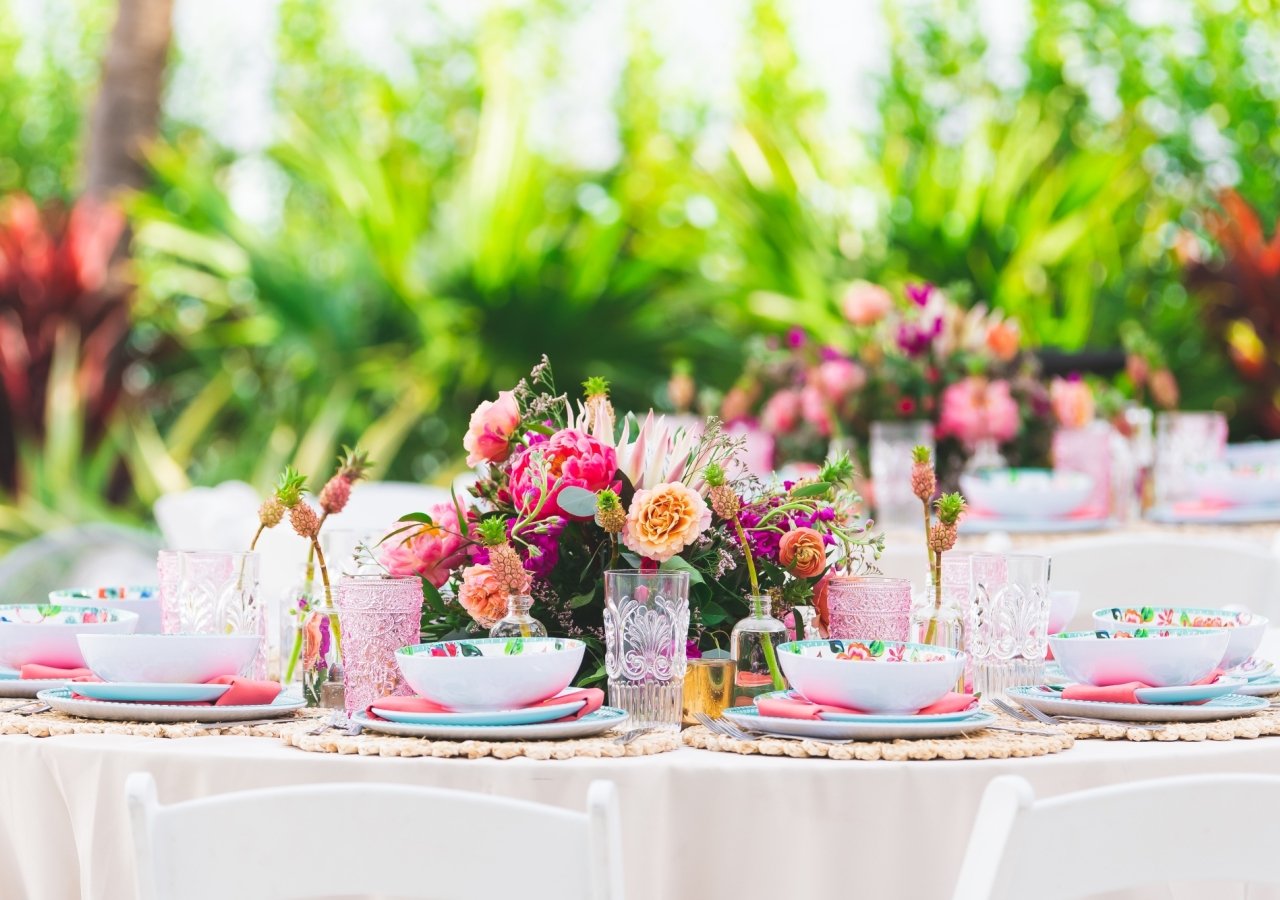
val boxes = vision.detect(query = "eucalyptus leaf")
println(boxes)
[558,485,600,517]
[700,600,729,625]
[659,555,704,585]
[569,591,597,609]
[621,553,642,568]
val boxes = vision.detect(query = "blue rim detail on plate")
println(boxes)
[71,682,233,704]
[1131,677,1245,705]
[350,706,627,741]
[370,698,587,726]
[1006,684,1267,723]
[752,690,980,723]
[723,705,996,741]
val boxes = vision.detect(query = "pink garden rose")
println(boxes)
[937,377,1020,447]
[379,502,471,588]
[456,564,510,629]
[760,389,802,435]
[508,428,617,520]
[799,385,833,437]
[1049,378,1096,429]
[841,281,893,326]
[463,390,521,466]
[813,358,866,403]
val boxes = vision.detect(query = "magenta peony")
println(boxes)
[379,502,471,588]
[841,281,894,326]
[937,377,1020,447]
[463,390,521,467]
[508,428,617,520]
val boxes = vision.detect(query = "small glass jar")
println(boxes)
[729,594,788,705]
[489,594,547,639]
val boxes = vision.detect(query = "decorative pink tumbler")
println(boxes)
[334,575,424,717]
[827,576,912,642]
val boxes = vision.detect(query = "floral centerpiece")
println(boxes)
[385,357,884,684]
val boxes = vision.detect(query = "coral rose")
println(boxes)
[779,527,826,578]
[463,390,520,466]
[1049,378,1096,429]
[508,428,618,520]
[622,482,711,563]
[841,280,893,326]
[456,564,510,629]
[985,320,1020,362]
[379,502,471,588]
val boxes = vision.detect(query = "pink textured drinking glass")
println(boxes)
[827,576,912,642]
[334,575,424,717]
[157,550,181,634]
[1052,421,1114,517]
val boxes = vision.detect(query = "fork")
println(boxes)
[996,696,1164,730]
[696,711,854,745]
[611,728,648,746]
[307,711,346,736]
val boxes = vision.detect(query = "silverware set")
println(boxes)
[610,728,649,746]
[990,696,1165,731]
[1,701,50,716]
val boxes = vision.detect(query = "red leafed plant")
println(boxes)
[1184,191,1280,436]
[0,193,129,493]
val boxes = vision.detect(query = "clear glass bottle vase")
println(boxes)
[300,593,343,709]
[489,594,547,639]
[910,576,964,652]
[729,594,789,705]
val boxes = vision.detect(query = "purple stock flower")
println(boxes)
[786,327,807,349]
[818,345,844,362]
[905,282,935,307]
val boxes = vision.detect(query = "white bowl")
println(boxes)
[1048,628,1230,687]
[0,605,139,670]
[959,468,1093,519]
[396,637,585,712]
[1048,590,1081,634]
[76,634,261,683]
[777,639,966,715]
[1091,606,1267,671]
[1187,465,1280,507]
[49,586,162,634]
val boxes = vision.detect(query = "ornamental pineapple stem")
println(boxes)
[303,512,330,585]
[755,593,786,691]
[923,552,942,645]
[606,535,618,572]
[733,516,759,596]
[249,524,265,552]
[921,500,935,573]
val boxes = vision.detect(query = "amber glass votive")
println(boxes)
[681,658,735,726]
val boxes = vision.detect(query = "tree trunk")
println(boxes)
[83,0,174,200]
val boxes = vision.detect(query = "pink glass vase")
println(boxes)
[334,575,424,717]
[827,576,912,642]
[1052,421,1113,517]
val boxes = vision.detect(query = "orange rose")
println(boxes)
[621,482,711,563]
[779,527,826,578]
[985,321,1019,362]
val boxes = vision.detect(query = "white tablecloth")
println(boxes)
[6,639,1280,900]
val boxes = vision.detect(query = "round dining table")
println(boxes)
[5,638,1280,900]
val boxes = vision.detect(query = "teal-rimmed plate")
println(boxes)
[752,690,980,724]
[72,682,233,704]
[723,705,995,741]
[1234,675,1280,698]
[1006,685,1267,723]
[350,706,627,741]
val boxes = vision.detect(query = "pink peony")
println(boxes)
[379,502,471,588]
[937,377,1020,447]
[463,390,521,467]
[799,385,833,437]
[456,564,510,629]
[841,281,893,326]
[760,389,802,435]
[1049,378,1096,429]
[813,358,866,403]
[508,428,617,521]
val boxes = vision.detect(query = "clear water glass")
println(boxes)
[870,420,935,530]
[1154,411,1228,504]
[968,553,1050,697]
[603,570,689,732]
[826,576,912,643]
[161,550,266,678]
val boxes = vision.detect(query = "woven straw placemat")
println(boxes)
[1048,704,1280,742]
[0,706,323,740]
[283,728,680,760]
[681,723,1073,760]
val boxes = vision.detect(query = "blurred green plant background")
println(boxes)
[1,0,1279,550]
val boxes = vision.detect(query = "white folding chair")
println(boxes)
[127,773,625,900]
[1025,533,1280,630]
[954,774,1280,899]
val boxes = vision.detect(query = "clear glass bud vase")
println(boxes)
[300,593,343,709]
[730,594,789,705]
[489,594,547,639]
[911,575,965,691]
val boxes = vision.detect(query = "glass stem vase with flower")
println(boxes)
[287,486,345,708]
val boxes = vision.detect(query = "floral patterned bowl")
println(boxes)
[395,637,585,712]
[1048,627,1230,687]
[959,468,1093,519]
[0,605,139,670]
[49,586,162,634]
[1091,606,1268,670]
[776,639,966,714]
[77,634,260,683]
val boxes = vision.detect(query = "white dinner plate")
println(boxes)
[349,707,627,741]
[1006,685,1268,723]
[1233,676,1280,698]
[72,682,232,704]
[959,516,1111,535]
[753,690,980,724]
[0,667,72,699]
[36,688,303,723]
[722,705,996,740]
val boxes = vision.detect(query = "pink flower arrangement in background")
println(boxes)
[841,280,893,326]
[463,390,520,466]
[1050,377,1096,429]
[937,376,1020,446]
[379,501,471,587]
[507,427,617,520]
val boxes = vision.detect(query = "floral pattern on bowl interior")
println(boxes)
[51,587,157,602]
[403,637,580,658]
[0,605,117,625]
[1106,607,1250,628]
[1058,627,1210,641]
[780,639,953,663]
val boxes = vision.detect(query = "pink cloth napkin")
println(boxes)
[20,664,96,681]
[756,691,978,720]
[1061,669,1223,704]
[365,688,604,722]
[69,675,282,706]
[1171,499,1234,517]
